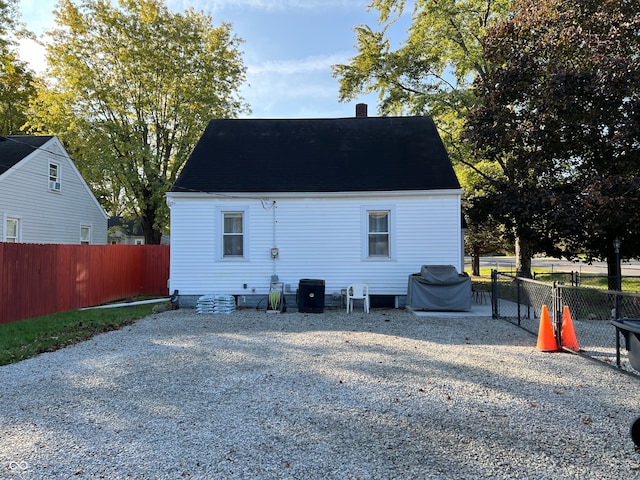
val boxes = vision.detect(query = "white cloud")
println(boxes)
[17,38,48,74]
[241,51,369,118]
[169,0,367,12]
[249,52,351,75]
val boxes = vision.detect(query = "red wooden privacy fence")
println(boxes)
[0,243,170,324]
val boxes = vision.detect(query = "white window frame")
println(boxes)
[49,162,61,192]
[215,206,250,261]
[80,225,91,245]
[361,206,396,261]
[4,216,21,243]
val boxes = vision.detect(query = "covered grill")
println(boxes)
[407,265,471,311]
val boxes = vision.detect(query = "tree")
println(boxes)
[459,165,508,275]
[465,0,640,282]
[332,0,510,164]
[0,0,21,47]
[0,0,36,135]
[0,52,35,135]
[28,0,248,243]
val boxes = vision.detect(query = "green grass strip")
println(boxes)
[0,303,157,366]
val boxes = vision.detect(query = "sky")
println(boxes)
[16,0,412,119]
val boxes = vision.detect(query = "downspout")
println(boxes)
[272,201,278,278]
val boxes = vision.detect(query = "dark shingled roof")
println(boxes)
[0,136,54,176]
[171,116,460,193]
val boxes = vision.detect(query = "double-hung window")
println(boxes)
[362,206,395,260]
[49,162,61,192]
[368,211,390,257]
[223,212,244,257]
[80,225,91,245]
[5,217,20,243]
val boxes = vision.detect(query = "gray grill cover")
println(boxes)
[407,265,471,311]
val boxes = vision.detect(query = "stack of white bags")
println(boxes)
[196,294,236,314]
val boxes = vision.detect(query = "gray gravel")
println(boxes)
[1,308,640,479]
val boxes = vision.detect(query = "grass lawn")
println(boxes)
[0,302,160,366]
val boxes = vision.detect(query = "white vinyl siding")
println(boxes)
[0,137,108,244]
[168,192,462,297]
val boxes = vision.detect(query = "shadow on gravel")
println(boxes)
[2,308,639,479]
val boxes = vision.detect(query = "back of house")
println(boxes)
[0,136,107,244]
[166,110,463,309]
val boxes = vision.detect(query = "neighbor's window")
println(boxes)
[223,212,244,257]
[49,162,61,191]
[80,225,91,245]
[5,217,20,243]
[368,210,390,257]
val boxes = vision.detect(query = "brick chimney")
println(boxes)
[355,103,368,118]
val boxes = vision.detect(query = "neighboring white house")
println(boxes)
[108,216,145,245]
[0,135,108,244]
[166,108,464,308]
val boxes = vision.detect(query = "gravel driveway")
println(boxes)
[1,308,640,479]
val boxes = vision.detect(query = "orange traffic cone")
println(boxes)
[560,305,580,351]
[536,305,559,351]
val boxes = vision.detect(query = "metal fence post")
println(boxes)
[516,277,521,326]
[553,281,562,348]
[491,269,498,319]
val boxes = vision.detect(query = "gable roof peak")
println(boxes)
[0,135,56,176]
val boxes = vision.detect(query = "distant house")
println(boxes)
[0,136,108,244]
[108,216,145,245]
[166,108,463,308]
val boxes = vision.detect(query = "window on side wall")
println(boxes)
[49,162,61,192]
[5,217,20,243]
[223,212,244,257]
[368,210,390,258]
[80,225,91,245]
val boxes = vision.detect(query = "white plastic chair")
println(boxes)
[346,284,370,313]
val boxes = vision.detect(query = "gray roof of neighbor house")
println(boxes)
[171,116,460,193]
[0,136,54,176]
[108,216,144,236]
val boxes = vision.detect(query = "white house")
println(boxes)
[0,136,108,244]
[166,108,464,309]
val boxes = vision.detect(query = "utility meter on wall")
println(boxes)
[271,247,279,259]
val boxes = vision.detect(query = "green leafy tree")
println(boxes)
[459,164,507,275]
[28,0,248,243]
[0,0,21,47]
[465,0,640,282]
[0,0,36,135]
[1,52,35,135]
[332,0,510,163]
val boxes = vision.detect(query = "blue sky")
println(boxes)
[17,0,411,119]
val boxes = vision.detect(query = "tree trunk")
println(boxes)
[472,245,481,276]
[515,236,533,278]
[141,210,162,245]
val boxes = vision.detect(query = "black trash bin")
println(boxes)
[297,279,325,313]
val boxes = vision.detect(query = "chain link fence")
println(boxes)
[492,271,639,374]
